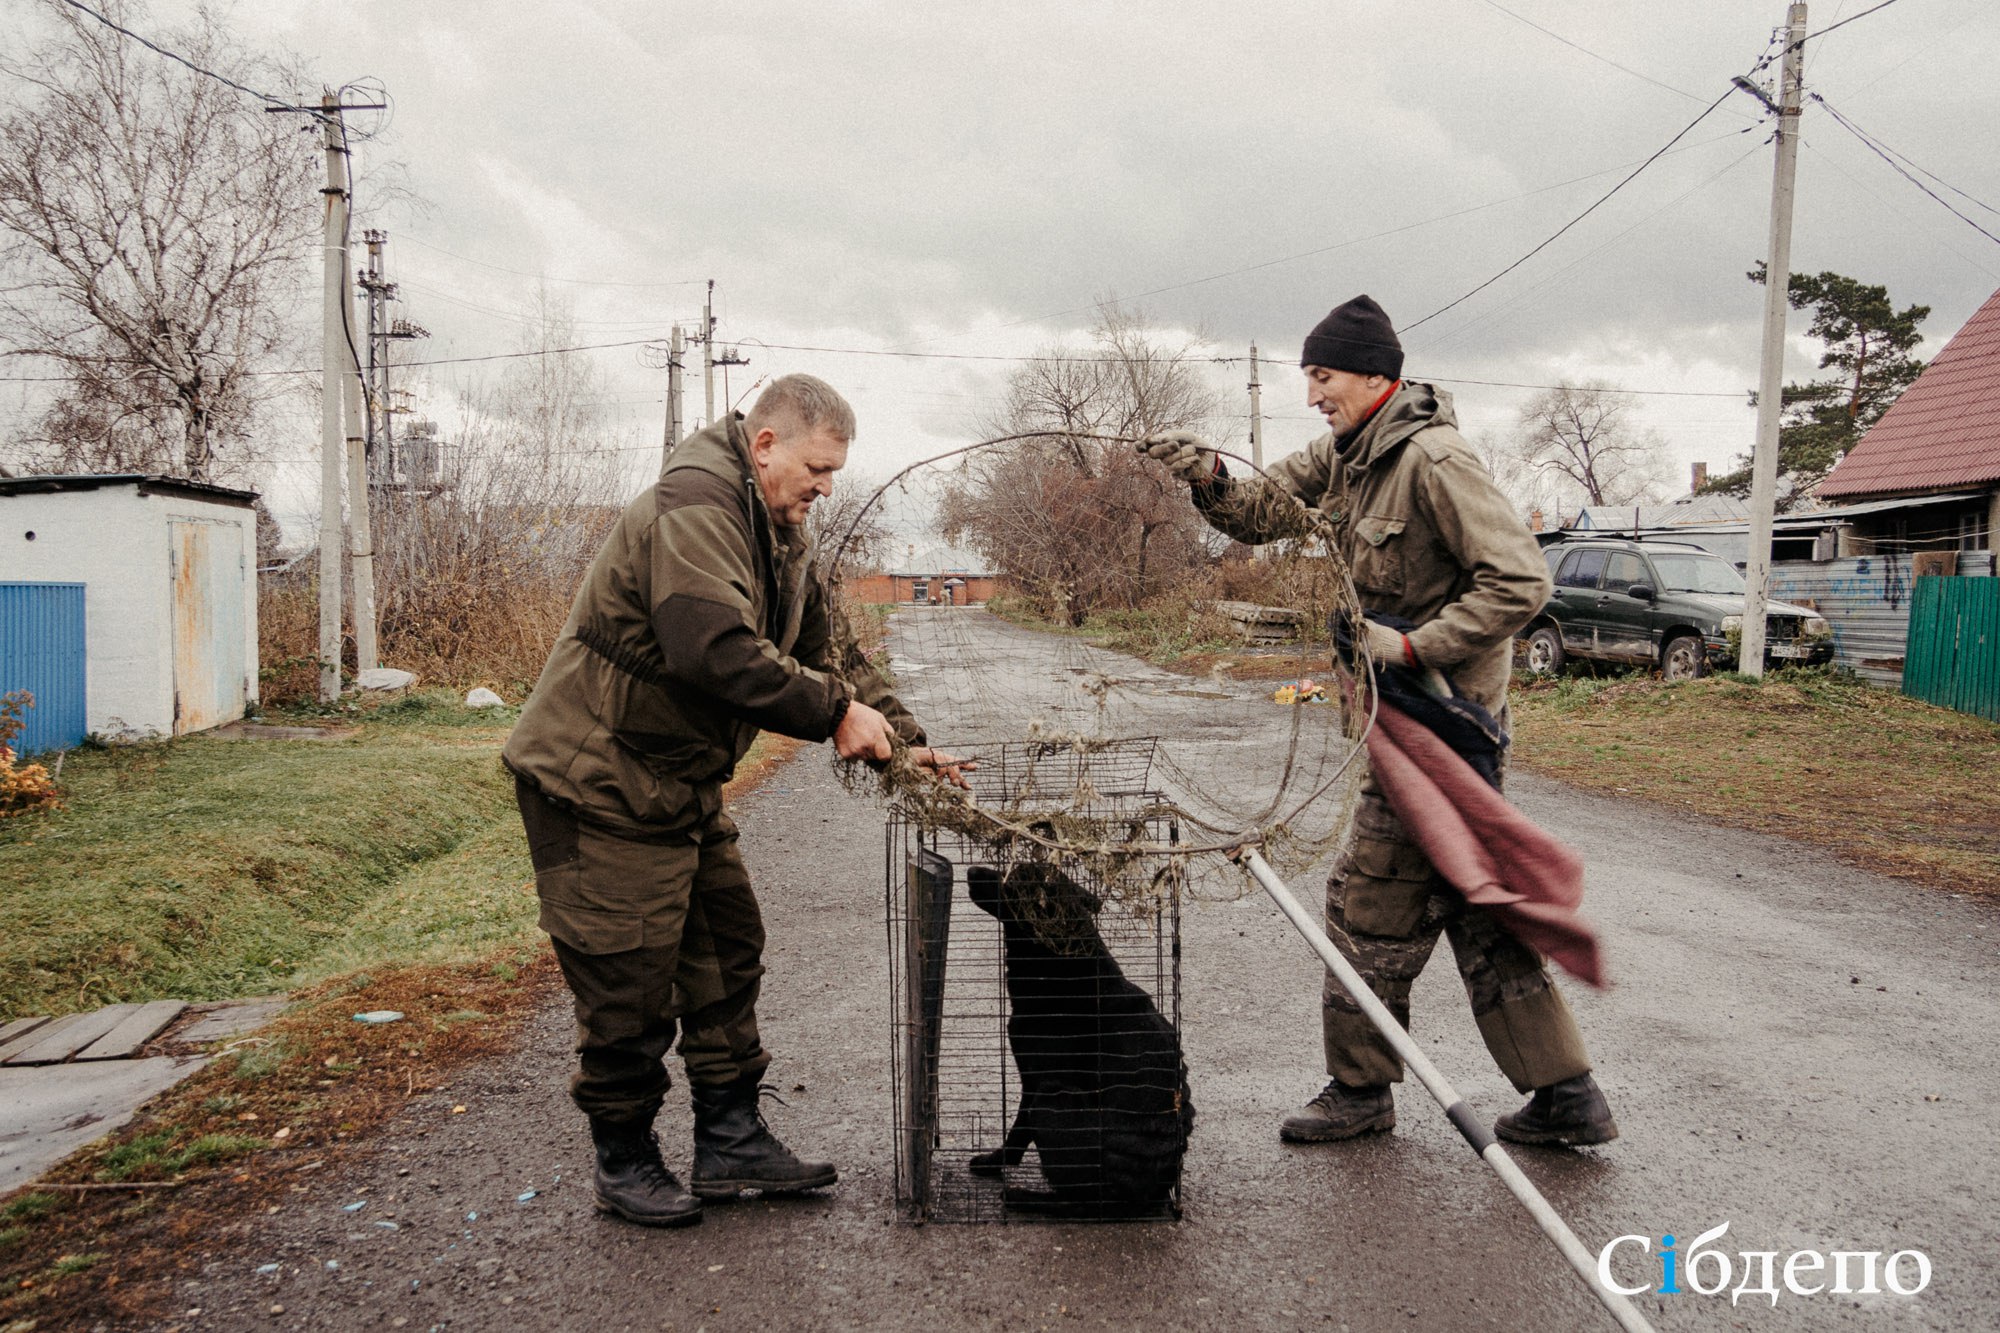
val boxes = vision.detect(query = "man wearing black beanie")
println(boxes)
[1139,296,1617,1150]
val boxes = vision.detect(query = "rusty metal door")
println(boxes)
[169,519,246,735]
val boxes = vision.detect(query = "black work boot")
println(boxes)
[589,1118,703,1227]
[1494,1073,1619,1147]
[1279,1080,1396,1142]
[689,1076,838,1200]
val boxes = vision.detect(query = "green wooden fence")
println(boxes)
[1902,576,2000,721]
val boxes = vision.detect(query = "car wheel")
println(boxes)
[1661,633,1707,681]
[1525,625,1566,675]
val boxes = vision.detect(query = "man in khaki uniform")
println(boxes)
[1141,295,1615,1147]
[506,374,966,1227]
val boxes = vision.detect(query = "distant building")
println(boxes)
[844,569,1000,606]
[1816,283,2000,554]
[1,474,259,751]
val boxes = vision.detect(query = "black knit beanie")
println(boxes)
[1300,294,1403,378]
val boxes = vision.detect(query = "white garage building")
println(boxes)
[0,474,260,746]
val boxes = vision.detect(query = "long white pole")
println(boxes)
[1741,2,1808,678]
[316,93,346,704]
[1236,849,1653,1333]
[336,164,377,676]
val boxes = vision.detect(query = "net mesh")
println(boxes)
[829,433,1377,904]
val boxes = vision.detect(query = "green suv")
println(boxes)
[1521,538,1833,680]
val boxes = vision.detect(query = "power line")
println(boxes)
[1810,97,1998,218]
[1399,86,1738,336]
[889,129,1747,352]
[398,235,709,289]
[48,0,331,123]
[1476,0,1717,106]
[1814,95,2000,247]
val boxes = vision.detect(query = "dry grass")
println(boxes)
[1510,669,2000,896]
[0,726,804,1329]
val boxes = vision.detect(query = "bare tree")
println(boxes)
[940,307,1222,622]
[808,469,892,572]
[1511,381,1669,509]
[0,0,318,481]
[355,296,632,685]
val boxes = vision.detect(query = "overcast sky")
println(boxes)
[33,0,2000,539]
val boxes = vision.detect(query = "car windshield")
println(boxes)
[1649,552,1746,594]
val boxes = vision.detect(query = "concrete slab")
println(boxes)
[0,1016,53,1048]
[0,1056,207,1191]
[2,1004,139,1066]
[75,1000,187,1061]
[168,996,289,1045]
[0,1012,88,1064]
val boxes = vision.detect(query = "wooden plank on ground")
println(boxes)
[0,1016,54,1051]
[2,1005,139,1066]
[0,1013,88,1064]
[74,1000,188,1062]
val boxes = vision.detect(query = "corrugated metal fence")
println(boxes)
[1903,576,2000,721]
[1769,552,1996,688]
[0,582,88,756]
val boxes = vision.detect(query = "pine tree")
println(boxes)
[1703,265,1929,507]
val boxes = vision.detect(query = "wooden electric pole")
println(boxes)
[1740,1,1807,679]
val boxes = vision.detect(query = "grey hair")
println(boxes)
[744,373,856,443]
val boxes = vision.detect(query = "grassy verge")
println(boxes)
[983,594,1330,680]
[1509,667,2000,895]
[0,692,529,1021]
[0,697,802,1327]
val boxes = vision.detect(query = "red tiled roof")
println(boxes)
[1818,285,2000,497]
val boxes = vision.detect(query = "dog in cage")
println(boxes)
[965,859,1194,1215]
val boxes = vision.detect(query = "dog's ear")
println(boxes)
[966,865,1002,914]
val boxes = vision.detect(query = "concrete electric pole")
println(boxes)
[1248,343,1266,561]
[1739,1,1808,679]
[702,279,717,429]
[315,93,348,703]
[340,213,378,677]
[668,324,685,459]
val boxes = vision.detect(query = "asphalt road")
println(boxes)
[176,609,1999,1331]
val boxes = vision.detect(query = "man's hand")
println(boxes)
[834,699,895,764]
[910,747,976,790]
[1137,430,1218,484]
[1361,619,1418,669]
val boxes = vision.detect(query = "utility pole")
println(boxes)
[315,93,348,703]
[1248,343,1266,561]
[1740,1,1807,679]
[338,171,377,676]
[667,324,685,460]
[702,279,717,429]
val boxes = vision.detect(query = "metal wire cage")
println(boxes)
[886,738,1188,1223]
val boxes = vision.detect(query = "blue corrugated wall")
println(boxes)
[0,582,87,755]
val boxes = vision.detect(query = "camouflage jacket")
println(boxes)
[1193,381,1549,716]
[503,414,920,836]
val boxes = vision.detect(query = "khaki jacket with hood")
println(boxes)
[503,414,921,837]
[1193,381,1549,716]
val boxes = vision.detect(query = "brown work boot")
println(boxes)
[589,1118,703,1228]
[1279,1080,1395,1142]
[1494,1073,1619,1147]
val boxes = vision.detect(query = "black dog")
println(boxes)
[965,861,1194,1215]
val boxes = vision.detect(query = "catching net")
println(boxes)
[825,432,1381,906]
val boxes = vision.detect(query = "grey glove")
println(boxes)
[1137,430,1218,484]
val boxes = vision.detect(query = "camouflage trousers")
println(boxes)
[515,778,771,1126]
[1321,783,1592,1094]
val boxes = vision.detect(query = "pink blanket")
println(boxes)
[1364,700,1607,988]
